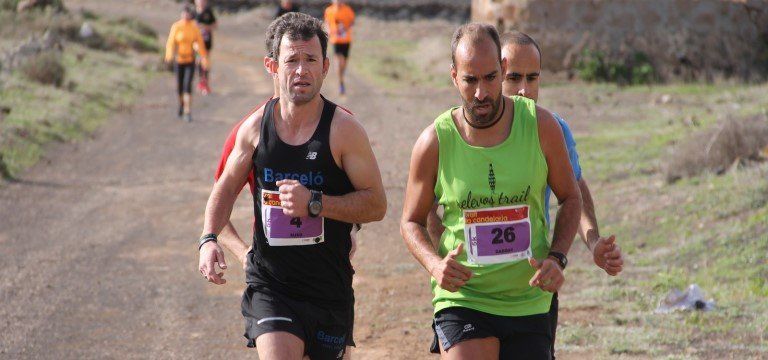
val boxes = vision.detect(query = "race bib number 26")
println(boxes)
[261,190,324,246]
[463,205,531,265]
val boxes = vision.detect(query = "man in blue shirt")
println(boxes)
[501,30,625,359]
[426,30,624,358]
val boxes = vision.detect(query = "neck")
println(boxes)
[456,97,513,147]
[277,95,323,129]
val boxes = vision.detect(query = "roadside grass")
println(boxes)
[555,82,768,358]
[351,38,451,90]
[368,45,768,357]
[0,10,158,179]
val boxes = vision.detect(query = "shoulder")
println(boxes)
[416,123,438,150]
[330,105,365,139]
[408,124,439,172]
[535,104,558,131]
[236,102,269,143]
[535,105,566,152]
[552,113,576,143]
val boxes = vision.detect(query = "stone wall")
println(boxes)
[213,0,470,22]
[472,0,768,81]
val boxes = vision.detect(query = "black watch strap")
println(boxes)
[548,251,567,270]
[198,233,218,251]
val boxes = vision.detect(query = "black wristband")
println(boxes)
[547,251,568,270]
[198,233,218,251]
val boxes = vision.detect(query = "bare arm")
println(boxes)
[219,221,250,269]
[426,203,444,250]
[538,106,582,256]
[400,126,471,292]
[322,112,386,223]
[202,119,257,236]
[198,111,260,285]
[528,106,582,292]
[577,177,623,275]
[577,177,598,250]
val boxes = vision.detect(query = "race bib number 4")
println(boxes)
[261,190,324,246]
[463,205,532,265]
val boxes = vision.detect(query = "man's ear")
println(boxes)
[451,63,458,88]
[263,56,275,74]
[500,57,507,78]
[268,56,279,74]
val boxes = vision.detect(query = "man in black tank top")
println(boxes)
[197,13,386,360]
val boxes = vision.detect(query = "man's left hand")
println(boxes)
[592,235,623,276]
[277,179,311,217]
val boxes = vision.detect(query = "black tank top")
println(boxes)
[247,97,355,309]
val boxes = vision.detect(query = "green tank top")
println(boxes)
[433,95,551,317]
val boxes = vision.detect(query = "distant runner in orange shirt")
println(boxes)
[165,4,209,122]
[324,0,355,95]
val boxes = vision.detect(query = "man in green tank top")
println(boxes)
[425,30,625,359]
[401,23,582,359]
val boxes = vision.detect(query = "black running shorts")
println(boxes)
[430,306,552,359]
[242,284,355,360]
[333,43,350,58]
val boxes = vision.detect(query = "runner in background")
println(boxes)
[275,0,300,19]
[324,0,355,95]
[195,0,217,94]
[165,4,208,122]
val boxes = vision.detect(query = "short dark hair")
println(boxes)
[265,17,278,59]
[268,12,328,62]
[451,23,502,66]
[500,31,542,61]
[183,4,195,15]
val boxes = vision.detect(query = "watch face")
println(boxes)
[309,201,322,215]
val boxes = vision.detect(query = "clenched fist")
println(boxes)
[276,179,311,217]
[430,243,473,292]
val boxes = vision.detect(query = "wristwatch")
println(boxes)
[547,251,568,270]
[308,190,323,218]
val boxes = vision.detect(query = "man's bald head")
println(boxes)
[451,23,502,67]
[500,31,541,66]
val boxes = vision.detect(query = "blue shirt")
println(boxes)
[544,113,581,226]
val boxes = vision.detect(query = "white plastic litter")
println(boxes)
[79,22,94,39]
[655,284,716,314]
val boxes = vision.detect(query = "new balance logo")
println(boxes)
[306,151,318,160]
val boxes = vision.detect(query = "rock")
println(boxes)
[682,115,700,127]
[16,0,63,12]
[654,94,672,105]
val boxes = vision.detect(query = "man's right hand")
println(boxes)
[429,243,472,292]
[199,241,228,285]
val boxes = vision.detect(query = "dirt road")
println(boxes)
[1,0,626,358]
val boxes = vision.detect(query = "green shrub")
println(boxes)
[19,51,65,87]
[576,49,657,85]
[110,16,156,38]
[0,0,18,11]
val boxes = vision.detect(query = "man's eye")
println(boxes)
[507,75,521,81]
